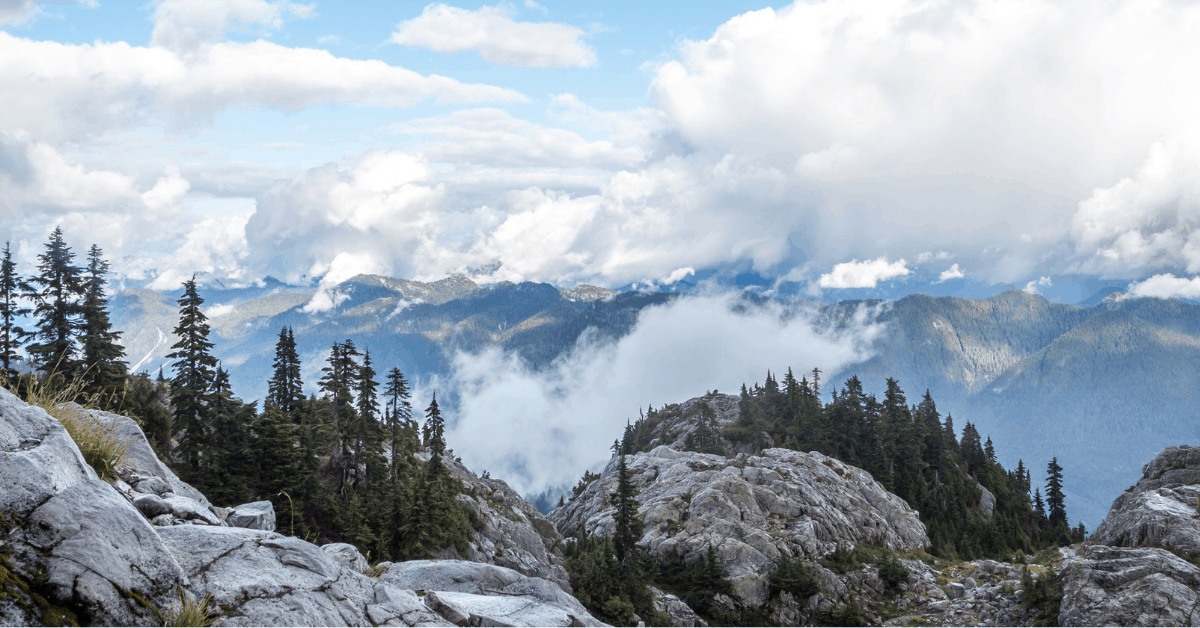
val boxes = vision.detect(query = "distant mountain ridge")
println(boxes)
[109,276,1200,527]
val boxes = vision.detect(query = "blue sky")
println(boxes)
[4,0,1200,305]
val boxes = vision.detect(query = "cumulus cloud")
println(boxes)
[0,32,525,143]
[151,0,315,54]
[645,0,1200,282]
[1126,274,1200,300]
[443,292,885,496]
[936,263,964,283]
[817,257,910,289]
[391,4,595,68]
[1070,134,1200,277]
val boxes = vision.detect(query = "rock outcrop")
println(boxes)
[549,445,929,606]
[443,454,572,590]
[0,388,602,627]
[1057,444,1200,626]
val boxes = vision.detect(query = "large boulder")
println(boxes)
[0,388,186,626]
[380,560,604,627]
[550,446,929,605]
[228,500,277,531]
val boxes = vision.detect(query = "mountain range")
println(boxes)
[109,275,1200,527]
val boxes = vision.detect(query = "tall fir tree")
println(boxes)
[318,339,361,494]
[423,393,446,455]
[24,227,85,376]
[0,242,29,379]
[610,454,644,564]
[266,326,304,420]
[1045,457,1067,527]
[166,276,218,476]
[79,245,127,400]
[383,367,415,478]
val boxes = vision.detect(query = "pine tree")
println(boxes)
[24,228,85,376]
[610,454,644,564]
[319,339,361,495]
[254,404,303,535]
[203,366,254,505]
[1045,458,1066,527]
[423,392,445,455]
[79,245,127,400]
[0,242,30,379]
[266,326,304,420]
[383,367,415,478]
[166,276,218,475]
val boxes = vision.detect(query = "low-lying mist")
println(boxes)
[437,292,887,500]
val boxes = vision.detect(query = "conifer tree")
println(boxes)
[254,404,303,535]
[166,276,218,475]
[79,245,127,399]
[266,326,304,420]
[1045,458,1067,527]
[0,242,29,379]
[24,227,85,376]
[203,366,254,505]
[383,367,415,477]
[423,392,445,455]
[610,454,644,564]
[319,339,361,494]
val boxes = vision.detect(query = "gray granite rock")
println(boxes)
[550,446,929,605]
[133,492,172,518]
[228,499,276,531]
[649,586,708,627]
[324,541,370,573]
[164,494,224,525]
[1059,545,1200,626]
[0,388,185,626]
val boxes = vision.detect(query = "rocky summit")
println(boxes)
[1057,444,1200,626]
[550,445,930,606]
[0,388,602,627]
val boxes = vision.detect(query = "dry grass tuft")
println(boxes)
[161,588,217,627]
[4,371,130,481]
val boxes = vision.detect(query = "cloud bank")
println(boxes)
[441,292,886,497]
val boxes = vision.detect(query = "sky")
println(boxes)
[4,0,1200,303]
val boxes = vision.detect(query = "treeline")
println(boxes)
[0,230,475,563]
[619,369,1086,560]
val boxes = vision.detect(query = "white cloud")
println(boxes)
[302,251,389,313]
[444,292,885,496]
[0,32,525,143]
[917,251,952,264]
[936,263,964,283]
[1070,134,1200,277]
[0,0,40,25]
[151,0,316,54]
[391,4,595,68]
[647,0,1200,283]
[390,108,644,168]
[817,257,910,289]
[1023,275,1052,294]
[1126,273,1200,300]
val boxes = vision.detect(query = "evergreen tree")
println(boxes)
[1046,458,1067,527]
[0,242,29,379]
[79,245,127,400]
[610,454,644,564]
[166,276,218,476]
[319,339,361,495]
[202,366,254,505]
[266,326,304,420]
[423,392,446,455]
[383,367,415,478]
[254,404,304,535]
[24,227,85,376]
